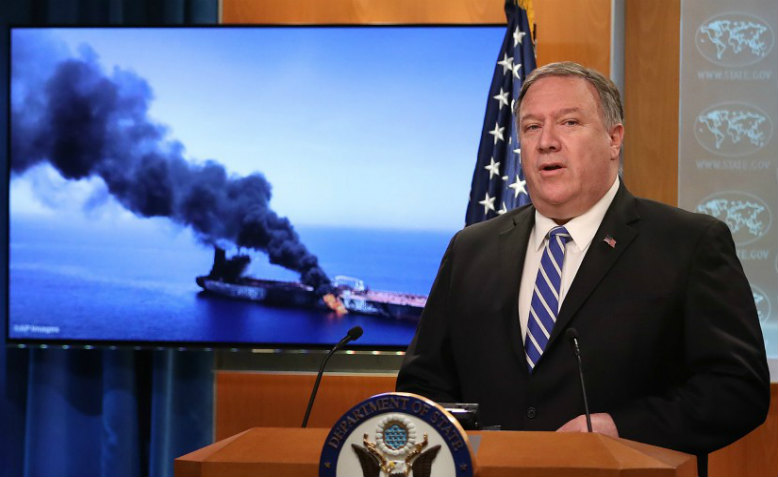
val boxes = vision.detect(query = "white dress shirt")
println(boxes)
[518,177,621,340]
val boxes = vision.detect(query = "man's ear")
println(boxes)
[609,123,624,159]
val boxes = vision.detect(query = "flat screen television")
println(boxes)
[6,25,504,348]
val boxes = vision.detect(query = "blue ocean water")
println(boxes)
[8,217,455,348]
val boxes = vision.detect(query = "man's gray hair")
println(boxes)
[515,61,623,129]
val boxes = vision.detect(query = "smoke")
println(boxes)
[11,38,332,293]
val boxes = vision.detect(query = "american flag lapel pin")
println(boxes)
[603,235,616,248]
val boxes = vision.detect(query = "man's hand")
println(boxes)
[556,413,619,437]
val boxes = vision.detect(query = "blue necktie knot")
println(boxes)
[549,225,571,243]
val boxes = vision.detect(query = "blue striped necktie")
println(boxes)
[525,225,571,371]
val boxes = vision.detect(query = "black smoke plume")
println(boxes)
[11,41,332,293]
[208,248,250,283]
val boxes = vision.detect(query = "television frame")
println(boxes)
[4,23,505,350]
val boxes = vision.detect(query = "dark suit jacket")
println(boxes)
[396,185,770,455]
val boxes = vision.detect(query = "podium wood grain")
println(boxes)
[176,428,696,477]
[215,372,777,476]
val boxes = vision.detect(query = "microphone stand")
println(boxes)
[566,328,593,432]
[301,326,362,427]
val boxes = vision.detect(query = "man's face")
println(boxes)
[518,76,623,223]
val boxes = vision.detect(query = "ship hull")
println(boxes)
[196,276,424,321]
[339,293,422,321]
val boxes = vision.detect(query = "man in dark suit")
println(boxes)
[396,62,769,460]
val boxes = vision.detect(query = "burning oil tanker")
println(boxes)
[196,248,426,321]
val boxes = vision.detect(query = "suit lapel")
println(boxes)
[498,206,535,370]
[546,185,641,350]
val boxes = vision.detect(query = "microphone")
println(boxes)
[566,327,593,432]
[301,326,363,427]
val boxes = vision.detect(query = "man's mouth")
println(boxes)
[541,164,564,171]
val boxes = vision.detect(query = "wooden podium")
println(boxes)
[175,427,697,476]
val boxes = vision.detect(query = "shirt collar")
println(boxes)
[531,177,620,251]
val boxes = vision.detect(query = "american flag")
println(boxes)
[465,0,536,226]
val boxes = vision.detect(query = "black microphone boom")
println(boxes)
[301,326,363,427]
[566,327,593,433]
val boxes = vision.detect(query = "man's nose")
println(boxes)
[538,125,561,152]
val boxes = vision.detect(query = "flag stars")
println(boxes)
[497,53,514,75]
[469,11,533,224]
[514,28,527,46]
[489,122,505,144]
[508,175,528,198]
[484,157,501,179]
[493,88,510,110]
[479,192,496,214]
